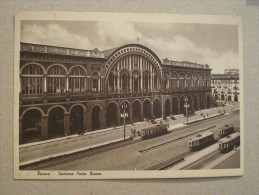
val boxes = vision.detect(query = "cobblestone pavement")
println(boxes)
[19,103,240,164]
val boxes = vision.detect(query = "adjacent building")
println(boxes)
[19,42,212,144]
[211,69,239,105]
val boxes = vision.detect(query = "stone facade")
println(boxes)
[19,42,212,144]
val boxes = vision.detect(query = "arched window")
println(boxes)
[164,72,169,90]
[193,74,198,88]
[143,70,151,91]
[132,70,140,92]
[186,73,192,88]
[108,71,118,92]
[199,74,204,88]
[120,69,129,91]
[47,65,66,93]
[154,74,158,91]
[21,64,44,94]
[92,72,100,92]
[179,73,186,89]
[171,72,178,89]
[69,66,86,92]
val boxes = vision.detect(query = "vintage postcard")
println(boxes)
[14,12,243,179]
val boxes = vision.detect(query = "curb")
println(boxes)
[183,113,224,124]
[20,136,132,167]
[19,122,142,149]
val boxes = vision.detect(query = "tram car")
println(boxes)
[218,124,235,138]
[219,132,240,153]
[139,124,168,139]
[189,131,215,151]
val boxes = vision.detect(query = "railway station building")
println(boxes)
[19,42,212,144]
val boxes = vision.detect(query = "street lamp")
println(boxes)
[121,102,128,140]
[184,97,190,124]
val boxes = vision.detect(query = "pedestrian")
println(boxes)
[207,113,209,117]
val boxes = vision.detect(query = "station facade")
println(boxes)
[19,42,212,144]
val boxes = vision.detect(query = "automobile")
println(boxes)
[170,115,176,120]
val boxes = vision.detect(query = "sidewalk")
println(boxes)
[19,103,239,165]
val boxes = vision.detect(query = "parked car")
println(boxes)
[170,115,176,120]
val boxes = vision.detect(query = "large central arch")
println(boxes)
[104,44,163,92]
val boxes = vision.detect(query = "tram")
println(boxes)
[189,131,215,151]
[219,132,240,153]
[139,124,168,139]
[218,124,235,138]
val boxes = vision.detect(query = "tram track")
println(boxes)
[139,126,216,154]
[20,112,239,170]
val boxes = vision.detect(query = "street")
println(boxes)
[37,106,240,170]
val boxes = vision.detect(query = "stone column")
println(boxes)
[177,99,181,114]
[129,104,133,123]
[42,115,48,140]
[101,109,106,129]
[140,102,144,121]
[86,109,92,131]
[83,111,87,132]
[151,102,154,118]
[64,112,70,136]
[118,106,121,126]
[66,76,69,92]
[140,73,143,91]
[43,74,47,92]
[170,97,173,115]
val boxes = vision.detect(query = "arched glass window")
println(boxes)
[108,72,118,92]
[179,73,186,89]
[69,66,86,92]
[193,74,198,88]
[92,72,100,92]
[199,74,204,88]
[154,74,158,91]
[21,64,44,94]
[132,70,140,92]
[164,72,169,90]
[143,70,151,91]
[186,73,192,88]
[47,65,66,93]
[171,72,178,89]
[120,69,129,91]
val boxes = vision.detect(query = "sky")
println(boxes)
[21,20,239,74]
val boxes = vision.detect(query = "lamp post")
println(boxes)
[184,97,190,124]
[121,102,128,140]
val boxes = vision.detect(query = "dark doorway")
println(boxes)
[106,102,118,127]
[92,106,101,130]
[194,95,199,111]
[143,99,152,120]
[180,96,185,114]
[234,95,238,102]
[22,109,42,143]
[165,99,170,117]
[207,95,211,109]
[70,105,84,135]
[172,97,179,115]
[200,96,204,110]
[132,100,141,122]
[153,99,161,118]
[48,107,65,139]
